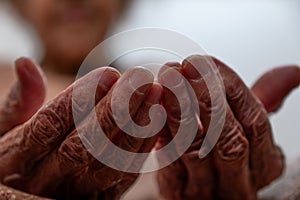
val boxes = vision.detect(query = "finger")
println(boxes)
[182,56,254,199]
[213,112,255,200]
[86,79,161,190]
[157,127,187,200]
[158,63,217,199]
[251,65,300,113]
[122,83,164,172]
[158,160,187,200]
[114,83,163,154]
[158,63,198,154]
[36,68,155,198]
[90,83,163,181]
[103,98,166,200]
[0,67,120,189]
[85,67,154,173]
[0,58,46,136]
[212,57,284,189]
[156,63,192,200]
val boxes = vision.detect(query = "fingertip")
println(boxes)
[164,62,182,69]
[0,58,46,130]
[128,67,154,94]
[158,67,183,88]
[99,67,121,89]
[296,65,300,86]
[15,57,34,79]
[277,65,300,87]
[145,83,163,104]
[101,66,121,77]
[182,55,215,81]
[288,65,300,87]
[14,57,47,88]
[14,57,46,98]
[158,62,181,78]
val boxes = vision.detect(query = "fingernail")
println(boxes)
[145,84,163,104]
[100,68,120,89]
[159,67,183,88]
[164,62,181,68]
[15,57,35,78]
[129,67,154,94]
[182,56,211,81]
[15,57,46,84]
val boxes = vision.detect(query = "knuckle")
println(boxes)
[111,91,134,128]
[96,99,118,138]
[71,93,93,117]
[72,68,119,117]
[244,109,271,143]
[58,134,89,168]
[27,109,66,147]
[217,126,249,162]
[227,83,246,104]
[24,92,74,147]
[198,83,225,115]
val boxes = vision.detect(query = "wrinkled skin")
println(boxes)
[0,57,299,200]
[0,58,163,200]
[157,55,300,200]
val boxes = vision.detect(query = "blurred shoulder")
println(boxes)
[0,62,15,99]
[0,61,14,78]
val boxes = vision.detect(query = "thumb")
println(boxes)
[251,65,300,113]
[0,57,46,136]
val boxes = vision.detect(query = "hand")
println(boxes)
[0,58,46,136]
[0,58,47,199]
[0,58,164,200]
[156,55,300,200]
[251,65,300,113]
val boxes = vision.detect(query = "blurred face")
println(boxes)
[16,0,122,71]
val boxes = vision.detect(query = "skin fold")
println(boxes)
[0,58,164,199]
[0,57,299,199]
[1,1,298,200]
[157,55,300,200]
[0,58,46,135]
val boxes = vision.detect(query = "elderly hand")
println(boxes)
[157,55,300,200]
[0,58,163,200]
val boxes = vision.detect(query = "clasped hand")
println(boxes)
[0,56,299,200]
